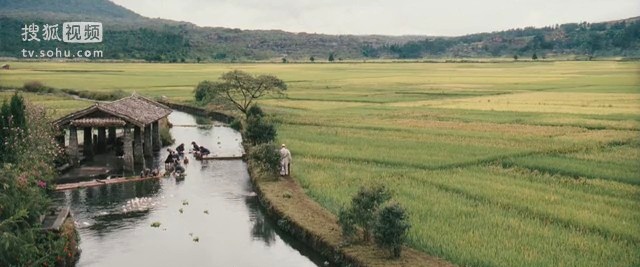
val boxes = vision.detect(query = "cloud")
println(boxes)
[111,0,640,36]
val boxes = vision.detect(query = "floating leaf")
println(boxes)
[150,222,161,228]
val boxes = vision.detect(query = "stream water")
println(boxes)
[53,111,325,266]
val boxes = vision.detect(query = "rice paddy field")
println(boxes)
[1,61,639,267]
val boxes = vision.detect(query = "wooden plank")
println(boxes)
[171,124,222,127]
[198,154,245,160]
[54,171,165,191]
[49,206,70,231]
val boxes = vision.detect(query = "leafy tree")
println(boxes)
[531,34,546,50]
[513,54,518,61]
[374,203,411,258]
[9,93,27,132]
[245,116,277,145]
[328,53,335,62]
[532,52,538,60]
[194,70,287,117]
[0,93,27,164]
[281,57,287,63]
[361,44,380,58]
[309,56,315,62]
[213,53,228,60]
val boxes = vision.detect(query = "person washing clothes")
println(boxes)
[176,143,185,155]
[191,141,200,152]
[279,144,292,176]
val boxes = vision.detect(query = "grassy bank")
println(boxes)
[249,160,453,266]
[1,61,638,266]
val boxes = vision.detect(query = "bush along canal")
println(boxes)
[53,111,329,266]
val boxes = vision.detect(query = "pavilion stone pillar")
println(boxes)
[143,124,153,157]
[108,127,116,145]
[134,126,144,164]
[97,127,107,153]
[152,120,161,151]
[68,126,79,165]
[83,127,93,159]
[123,125,134,171]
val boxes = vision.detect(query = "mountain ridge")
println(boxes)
[0,0,638,61]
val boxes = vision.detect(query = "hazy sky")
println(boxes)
[110,0,639,36]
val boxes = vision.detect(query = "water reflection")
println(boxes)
[246,197,277,246]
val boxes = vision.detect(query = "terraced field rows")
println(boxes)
[1,61,638,266]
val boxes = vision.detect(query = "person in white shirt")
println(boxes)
[279,144,292,176]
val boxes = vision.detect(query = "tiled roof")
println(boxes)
[54,94,172,128]
[70,117,126,127]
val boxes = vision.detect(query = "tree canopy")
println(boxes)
[194,70,287,116]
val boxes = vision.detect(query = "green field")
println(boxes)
[1,61,639,267]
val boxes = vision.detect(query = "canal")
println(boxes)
[53,111,326,266]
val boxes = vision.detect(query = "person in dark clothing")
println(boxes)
[199,146,211,156]
[165,149,179,163]
[176,143,185,155]
[191,142,200,152]
[164,151,174,163]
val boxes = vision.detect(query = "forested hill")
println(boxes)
[0,0,638,61]
[0,0,142,20]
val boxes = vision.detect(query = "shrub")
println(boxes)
[22,81,49,93]
[339,185,392,242]
[374,203,411,258]
[351,185,391,241]
[194,83,208,102]
[249,143,280,177]
[0,101,73,266]
[247,104,265,119]
[229,118,242,131]
[245,117,276,145]
[338,207,357,242]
